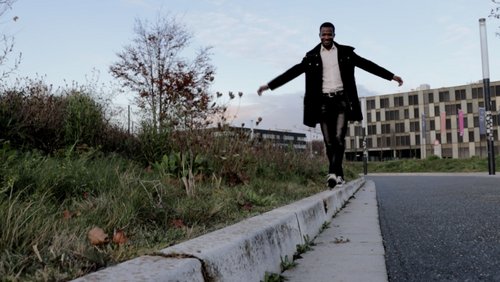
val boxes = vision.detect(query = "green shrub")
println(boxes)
[64,92,105,147]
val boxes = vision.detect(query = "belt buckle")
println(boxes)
[325,90,342,98]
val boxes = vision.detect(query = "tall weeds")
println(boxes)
[0,78,332,280]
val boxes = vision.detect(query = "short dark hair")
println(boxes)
[319,22,335,33]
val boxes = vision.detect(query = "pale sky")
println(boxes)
[3,0,500,136]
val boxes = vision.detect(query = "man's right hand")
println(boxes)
[257,84,269,96]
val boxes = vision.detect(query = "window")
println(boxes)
[395,123,405,133]
[367,112,372,122]
[376,112,381,121]
[404,109,409,119]
[354,126,363,136]
[396,135,410,146]
[368,125,377,135]
[367,99,376,110]
[446,119,451,129]
[381,123,391,134]
[367,137,373,148]
[410,121,420,132]
[455,89,466,100]
[380,98,389,108]
[430,120,435,130]
[394,96,404,107]
[467,103,473,113]
[439,91,450,102]
[445,104,456,115]
[414,108,419,117]
[434,106,440,115]
[472,87,483,99]
[416,134,421,145]
[386,110,400,121]
[428,92,434,103]
[469,131,475,142]
[409,94,419,105]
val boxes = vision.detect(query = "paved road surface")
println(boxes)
[283,180,387,282]
[369,174,500,281]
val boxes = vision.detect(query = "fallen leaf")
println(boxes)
[172,219,185,229]
[242,203,253,211]
[112,229,128,245]
[63,210,72,219]
[88,227,109,245]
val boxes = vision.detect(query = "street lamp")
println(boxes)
[479,18,496,175]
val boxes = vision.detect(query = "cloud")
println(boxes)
[226,91,306,132]
[184,9,306,68]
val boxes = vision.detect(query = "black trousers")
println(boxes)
[319,95,348,177]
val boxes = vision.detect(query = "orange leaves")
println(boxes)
[63,210,72,219]
[88,227,109,246]
[171,219,186,229]
[87,227,128,246]
[112,229,128,245]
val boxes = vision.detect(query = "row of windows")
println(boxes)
[366,85,500,109]
[349,129,500,149]
[356,114,500,136]
[351,135,421,148]
[367,101,498,123]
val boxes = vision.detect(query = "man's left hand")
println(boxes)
[393,75,403,86]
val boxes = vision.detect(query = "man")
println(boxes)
[257,22,403,189]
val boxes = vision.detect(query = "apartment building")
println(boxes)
[345,80,500,160]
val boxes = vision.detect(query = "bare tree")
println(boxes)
[491,0,500,36]
[110,14,217,132]
[0,0,21,81]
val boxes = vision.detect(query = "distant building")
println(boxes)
[345,80,500,160]
[217,127,307,151]
[249,128,307,151]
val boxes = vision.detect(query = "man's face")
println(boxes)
[320,27,334,49]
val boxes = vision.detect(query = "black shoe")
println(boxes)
[326,174,337,189]
[336,176,346,186]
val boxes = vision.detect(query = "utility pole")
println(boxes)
[479,18,496,175]
[361,97,368,175]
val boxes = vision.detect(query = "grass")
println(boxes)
[0,144,333,281]
[1,140,498,280]
[347,155,500,174]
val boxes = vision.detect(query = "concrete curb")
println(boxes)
[73,177,365,282]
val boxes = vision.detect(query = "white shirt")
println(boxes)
[320,45,343,93]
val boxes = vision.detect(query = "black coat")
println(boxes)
[267,42,395,127]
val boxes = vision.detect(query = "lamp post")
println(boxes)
[478,18,496,175]
[361,97,368,175]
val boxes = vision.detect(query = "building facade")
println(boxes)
[251,128,307,151]
[345,80,500,160]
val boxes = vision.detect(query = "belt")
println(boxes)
[323,90,344,98]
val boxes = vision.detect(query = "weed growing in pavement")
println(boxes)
[262,271,286,282]
[294,235,316,260]
[280,255,297,271]
[319,221,330,233]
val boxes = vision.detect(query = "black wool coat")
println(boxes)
[267,42,395,127]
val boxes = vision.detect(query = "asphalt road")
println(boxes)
[368,174,500,282]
